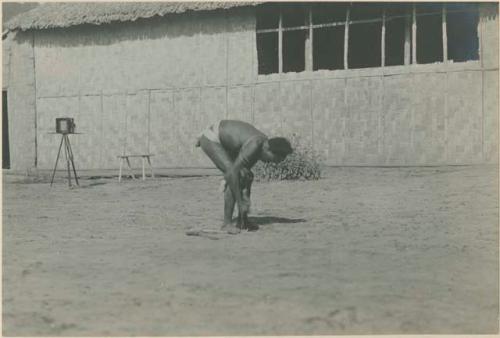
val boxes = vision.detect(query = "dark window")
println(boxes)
[313,26,344,71]
[385,3,412,66]
[385,17,407,66]
[349,22,382,68]
[385,3,412,18]
[256,3,279,30]
[255,2,480,74]
[348,3,383,68]
[350,2,383,20]
[312,3,346,71]
[257,33,279,74]
[447,4,479,62]
[417,2,443,15]
[312,2,347,24]
[281,3,306,28]
[416,12,443,64]
[283,30,307,72]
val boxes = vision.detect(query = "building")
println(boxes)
[2,2,498,172]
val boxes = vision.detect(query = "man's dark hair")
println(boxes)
[268,137,293,155]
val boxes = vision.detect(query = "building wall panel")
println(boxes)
[149,90,175,168]
[173,89,201,167]
[345,77,383,165]
[311,79,346,165]
[7,31,37,171]
[254,82,282,136]
[74,95,102,169]
[412,73,446,165]
[199,12,227,87]
[227,86,254,123]
[124,92,149,157]
[35,32,82,97]
[446,71,483,164]
[481,5,499,69]
[227,8,256,85]
[483,70,499,163]
[382,75,414,165]
[3,35,13,89]
[101,94,127,168]
[280,81,313,146]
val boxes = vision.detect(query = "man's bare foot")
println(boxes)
[221,224,241,235]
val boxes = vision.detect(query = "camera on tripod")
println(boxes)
[56,118,76,134]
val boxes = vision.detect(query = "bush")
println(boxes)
[253,134,322,181]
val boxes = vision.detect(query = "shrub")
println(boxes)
[253,134,322,181]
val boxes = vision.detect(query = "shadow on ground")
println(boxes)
[248,216,307,226]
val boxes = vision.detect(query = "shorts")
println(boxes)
[199,121,222,144]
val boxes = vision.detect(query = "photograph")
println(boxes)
[2,1,499,336]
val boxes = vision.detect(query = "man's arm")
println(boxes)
[225,136,264,216]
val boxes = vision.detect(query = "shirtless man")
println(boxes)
[196,120,293,234]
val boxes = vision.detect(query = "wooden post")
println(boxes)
[306,8,313,71]
[344,8,350,69]
[404,12,411,65]
[381,9,386,67]
[278,11,283,73]
[442,4,448,63]
[412,4,417,64]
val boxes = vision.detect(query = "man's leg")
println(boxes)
[199,135,240,234]
[222,170,252,231]
[223,186,238,232]
[238,170,253,229]
[240,171,257,230]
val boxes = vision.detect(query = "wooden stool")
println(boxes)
[118,154,154,182]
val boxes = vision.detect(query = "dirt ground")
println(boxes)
[2,165,499,336]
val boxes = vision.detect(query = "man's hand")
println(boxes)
[239,167,253,186]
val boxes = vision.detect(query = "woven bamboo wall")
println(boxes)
[6,6,498,170]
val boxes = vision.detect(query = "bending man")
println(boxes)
[196,120,293,234]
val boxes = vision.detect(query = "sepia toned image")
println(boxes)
[2,1,499,336]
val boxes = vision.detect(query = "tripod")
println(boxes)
[50,133,79,187]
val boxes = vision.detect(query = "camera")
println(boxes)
[56,118,76,134]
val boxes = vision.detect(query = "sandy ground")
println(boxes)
[2,165,499,336]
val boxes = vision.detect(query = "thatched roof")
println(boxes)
[5,2,261,31]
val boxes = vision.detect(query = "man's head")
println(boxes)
[261,137,293,163]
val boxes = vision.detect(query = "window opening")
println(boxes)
[257,32,279,74]
[256,2,481,74]
[312,2,347,24]
[446,3,479,62]
[312,2,346,71]
[385,4,412,66]
[347,3,383,68]
[350,2,383,21]
[256,3,280,30]
[416,6,443,63]
[283,29,307,72]
[349,22,382,68]
[281,3,306,28]
[313,26,344,71]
